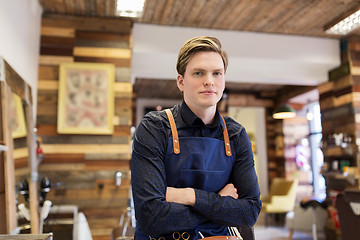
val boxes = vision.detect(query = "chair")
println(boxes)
[238,226,255,240]
[336,189,360,240]
[261,178,298,226]
[285,199,327,240]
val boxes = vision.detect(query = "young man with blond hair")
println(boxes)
[131,36,261,240]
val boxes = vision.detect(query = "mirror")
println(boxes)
[11,94,31,232]
[0,57,39,234]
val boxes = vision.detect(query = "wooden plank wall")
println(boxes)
[266,114,286,182]
[319,35,360,145]
[317,35,360,240]
[32,14,133,240]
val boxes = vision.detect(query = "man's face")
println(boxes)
[177,51,225,112]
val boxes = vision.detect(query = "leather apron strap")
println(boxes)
[165,109,180,154]
[165,109,232,157]
[220,114,232,157]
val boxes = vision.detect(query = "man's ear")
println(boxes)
[177,74,184,91]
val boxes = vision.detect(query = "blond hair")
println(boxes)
[176,36,228,76]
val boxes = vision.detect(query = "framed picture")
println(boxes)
[10,93,27,138]
[57,62,115,134]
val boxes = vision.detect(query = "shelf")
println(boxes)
[323,172,348,191]
[0,233,53,240]
[323,171,348,180]
[321,144,357,157]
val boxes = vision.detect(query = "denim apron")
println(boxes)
[135,109,235,240]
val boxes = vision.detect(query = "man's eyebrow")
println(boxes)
[191,68,224,72]
[191,68,205,71]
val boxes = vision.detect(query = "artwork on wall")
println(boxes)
[10,93,27,138]
[57,62,115,134]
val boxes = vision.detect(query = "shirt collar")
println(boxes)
[179,101,222,129]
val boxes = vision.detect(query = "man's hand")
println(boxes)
[166,187,195,206]
[218,183,238,199]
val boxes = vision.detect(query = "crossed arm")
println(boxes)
[166,183,239,206]
[131,116,261,236]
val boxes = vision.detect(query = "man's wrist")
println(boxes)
[186,188,196,206]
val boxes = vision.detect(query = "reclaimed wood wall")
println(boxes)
[317,35,360,240]
[319,35,360,148]
[318,35,360,172]
[31,14,133,240]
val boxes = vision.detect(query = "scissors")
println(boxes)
[150,237,165,240]
[173,232,190,240]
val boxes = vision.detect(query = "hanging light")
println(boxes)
[272,104,296,119]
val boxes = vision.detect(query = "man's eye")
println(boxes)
[194,72,202,76]
[214,72,222,76]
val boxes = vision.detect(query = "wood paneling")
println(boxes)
[319,36,360,238]
[39,0,360,39]
[35,14,133,240]
[73,47,131,59]
[41,26,75,38]
[319,36,360,153]
[41,14,132,34]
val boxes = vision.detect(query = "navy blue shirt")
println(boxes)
[131,101,262,236]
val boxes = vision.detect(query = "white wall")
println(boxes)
[228,107,268,195]
[132,23,340,86]
[0,0,42,115]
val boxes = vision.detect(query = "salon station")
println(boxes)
[1,0,360,240]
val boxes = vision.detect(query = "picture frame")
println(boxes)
[10,93,27,139]
[57,62,115,134]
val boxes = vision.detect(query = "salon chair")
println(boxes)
[238,227,255,240]
[336,189,360,240]
[297,197,327,240]
[262,178,298,226]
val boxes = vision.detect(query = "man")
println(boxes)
[131,36,261,240]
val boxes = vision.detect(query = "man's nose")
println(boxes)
[204,74,214,86]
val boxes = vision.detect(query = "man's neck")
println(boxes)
[187,103,216,125]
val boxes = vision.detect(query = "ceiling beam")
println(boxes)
[131,23,341,86]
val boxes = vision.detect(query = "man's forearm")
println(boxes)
[166,187,196,206]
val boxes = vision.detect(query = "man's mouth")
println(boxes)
[200,90,216,94]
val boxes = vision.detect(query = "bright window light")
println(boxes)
[116,0,146,18]
[326,9,360,35]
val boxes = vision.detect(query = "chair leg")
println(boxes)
[264,213,268,227]
[264,213,273,227]
[288,229,294,240]
[312,208,318,240]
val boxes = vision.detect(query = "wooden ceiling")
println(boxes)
[39,0,360,38]
[38,0,359,101]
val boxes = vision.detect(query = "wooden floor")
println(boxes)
[41,210,327,240]
[254,211,326,240]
